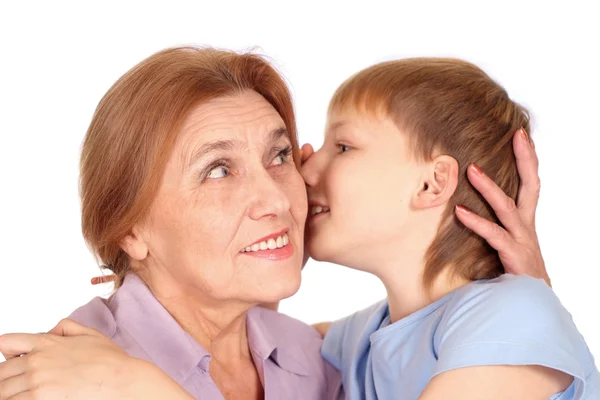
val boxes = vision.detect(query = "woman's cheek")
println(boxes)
[289,177,308,222]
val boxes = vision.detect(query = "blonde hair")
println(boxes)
[330,58,529,288]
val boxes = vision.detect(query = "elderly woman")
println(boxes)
[0,47,547,399]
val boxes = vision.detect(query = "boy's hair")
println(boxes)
[329,58,529,287]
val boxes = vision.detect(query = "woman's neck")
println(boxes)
[167,297,251,363]
[140,271,264,400]
[142,271,254,365]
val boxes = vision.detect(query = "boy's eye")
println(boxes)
[207,166,229,179]
[339,144,352,153]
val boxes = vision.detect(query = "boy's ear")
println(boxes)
[413,155,458,209]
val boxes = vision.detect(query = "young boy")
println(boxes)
[302,58,599,399]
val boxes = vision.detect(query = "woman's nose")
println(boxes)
[247,170,292,221]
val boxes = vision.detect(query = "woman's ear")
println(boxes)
[119,225,149,261]
[413,155,459,210]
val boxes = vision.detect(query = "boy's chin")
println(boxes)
[306,240,344,265]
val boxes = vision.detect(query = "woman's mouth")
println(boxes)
[239,231,294,260]
[240,232,290,253]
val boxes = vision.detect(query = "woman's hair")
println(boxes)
[329,58,530,288]
[80,46,299,288]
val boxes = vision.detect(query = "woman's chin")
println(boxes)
[258,272,302,304]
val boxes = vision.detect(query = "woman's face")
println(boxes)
[301,109,427,273]
[130,90,307,306]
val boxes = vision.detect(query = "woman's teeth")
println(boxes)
[310,206,330,216]
[241,233,290,253]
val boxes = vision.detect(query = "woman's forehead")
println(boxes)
[176,94,287,153]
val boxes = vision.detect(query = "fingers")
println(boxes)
[466,127,541,233]
[0,356,27,381]
[0,335,39,360]
[513,128,541,222]
[300,143,314,166]
[91,275,115,285]
[466,164,524,236]
[7,393,35,400]
[455,205,515,255]
[47,319,101,338]
[0,372,30,400]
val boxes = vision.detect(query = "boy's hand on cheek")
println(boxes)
[301,143,315,165]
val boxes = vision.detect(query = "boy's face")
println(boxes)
[301,108,428,273]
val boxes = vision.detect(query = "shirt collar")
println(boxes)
[109,274,209,384]
[111,275,311,382]
[246,307,311,376]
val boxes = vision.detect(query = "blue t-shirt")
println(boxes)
[322,274,599,399]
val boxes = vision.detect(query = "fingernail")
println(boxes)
[91,277,103,285]
[519,127,528,141]
[456,205,471,215]
[519,128,534,148]
[469,163,483,175]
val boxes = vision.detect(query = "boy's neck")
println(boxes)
[367,210,470,322]
[375,245,470,323]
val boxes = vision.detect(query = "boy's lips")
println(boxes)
[308,202,330,218]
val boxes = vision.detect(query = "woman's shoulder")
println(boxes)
[68,296,117,338]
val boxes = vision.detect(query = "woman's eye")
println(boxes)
[272,154,286,165]
[271,147,292,166]
[206,166,229,179]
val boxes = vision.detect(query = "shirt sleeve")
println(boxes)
[434,274,593,398]
[320,300,388,372]
[320,317,347,371]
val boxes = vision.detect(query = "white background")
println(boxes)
[1,0,598,364]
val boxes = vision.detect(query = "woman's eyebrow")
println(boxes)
[187,127,288,169]
[255,126,290,153]
[187,140,237,169]
[267,127,289,146]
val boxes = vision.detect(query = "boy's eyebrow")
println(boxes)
[327,120,348,133]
